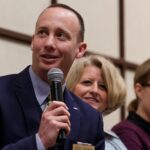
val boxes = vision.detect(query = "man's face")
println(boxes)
[31,7,86,79]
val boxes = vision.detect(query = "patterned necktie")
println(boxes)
[41,94,51,111]
[46,94,51,105]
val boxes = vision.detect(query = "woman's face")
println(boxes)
[73,65,108,112]
[136,82,150,122]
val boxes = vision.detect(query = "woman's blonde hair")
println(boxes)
[128,58,150,112]
[66,54,126,115]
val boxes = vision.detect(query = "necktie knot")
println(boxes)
[41,94,51,110]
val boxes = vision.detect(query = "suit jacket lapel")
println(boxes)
[13,67,42,135]
[64,89,81,142]
[13,68,81,142]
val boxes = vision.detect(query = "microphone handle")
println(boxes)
[57,129,66,142]
[50,81,67,143]
[50,81,63,101]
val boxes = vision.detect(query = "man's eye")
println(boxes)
[37,30,47,37]
[57,32,66,38]
[56,31,69,40]
[58,32,65,37]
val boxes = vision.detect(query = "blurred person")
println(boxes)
[66,54,127,150]
[0,4,105,150]
[112,58,150,150]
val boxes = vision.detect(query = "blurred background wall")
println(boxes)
[0,0,150,130]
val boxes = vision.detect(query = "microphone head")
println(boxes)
[47,68,64,82]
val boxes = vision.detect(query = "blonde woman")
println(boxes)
[66,55,127,149]
[112,58,150,150]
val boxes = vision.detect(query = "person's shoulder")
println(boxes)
[0,66,30,88]
[111,119,145,144]
[112,119,138,132]
[105,131,127,150]
[68,90,99,113]
[112,119,150,149]
[105,139,127,150]
[65,89,102,119]
[65,89,105,148]
[0,74,16,84]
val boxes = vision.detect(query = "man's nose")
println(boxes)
[45,35,55,47]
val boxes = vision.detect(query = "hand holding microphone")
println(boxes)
[47,68,68,143]
[38,68,70,149]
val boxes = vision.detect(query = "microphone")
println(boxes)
[47,68,64,102]
[47,68,66,145]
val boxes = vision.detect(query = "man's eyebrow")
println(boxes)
[37,26,48,30]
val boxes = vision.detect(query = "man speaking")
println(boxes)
[0,3,104,150]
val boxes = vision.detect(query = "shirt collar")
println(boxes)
[105,130,119,139]
[29,66,66,106]
[29,66,49,106]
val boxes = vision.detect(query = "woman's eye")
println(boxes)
[81,80,92,85]
[99,84,107,91]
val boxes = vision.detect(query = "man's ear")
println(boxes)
[76,42,87,58]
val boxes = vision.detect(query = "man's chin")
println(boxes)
[42,64,59,72]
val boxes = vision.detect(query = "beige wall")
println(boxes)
[59,0,120,58]
[0,0,50,34]
[125,0,150,64]
[0,38,31,75]
[0,1,150,130]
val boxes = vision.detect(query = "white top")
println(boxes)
[105,131,127,150]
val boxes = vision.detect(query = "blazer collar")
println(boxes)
[13,66,42,135]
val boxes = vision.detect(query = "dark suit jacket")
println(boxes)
[0,66,104,150]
